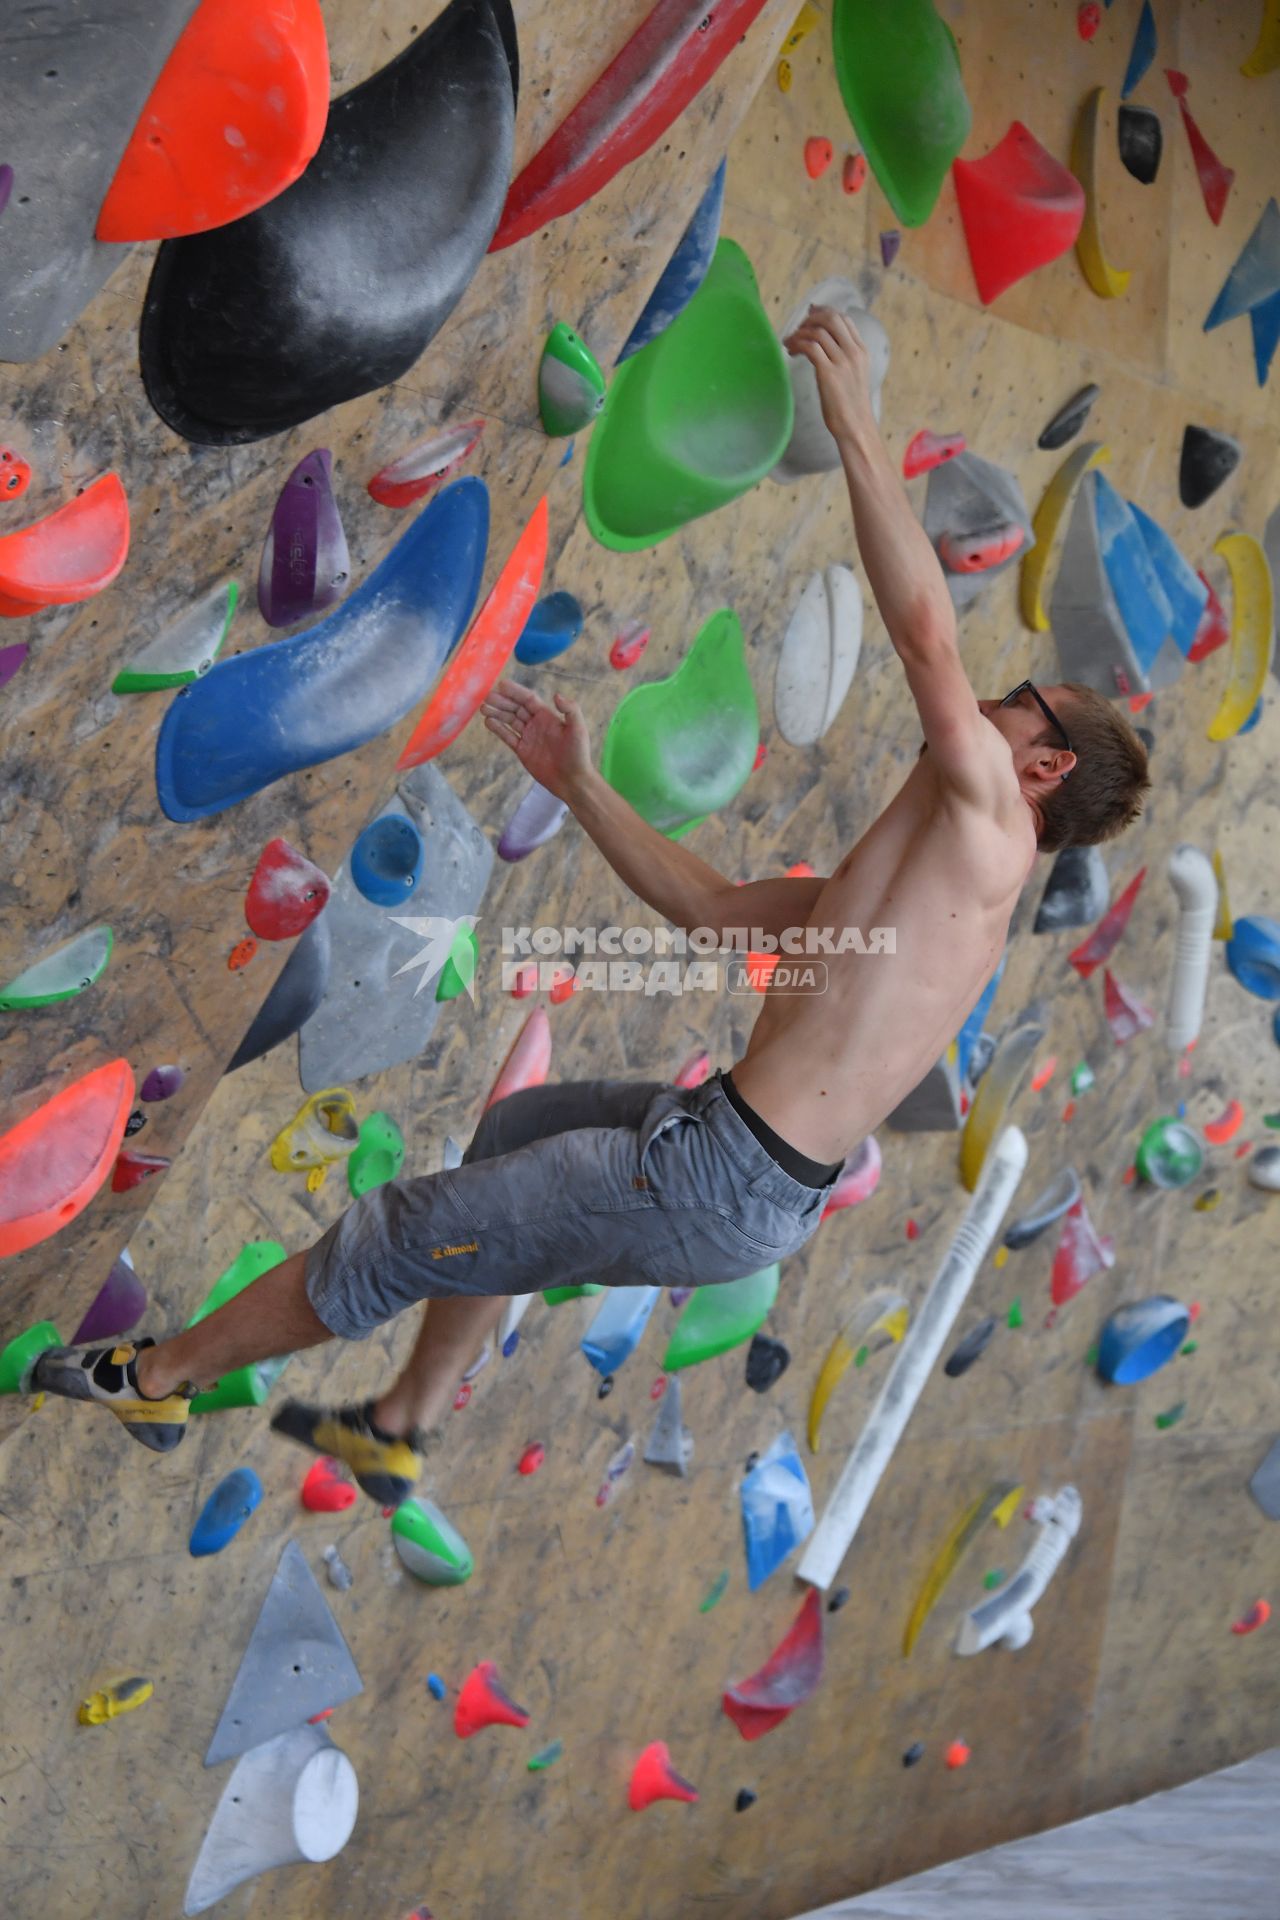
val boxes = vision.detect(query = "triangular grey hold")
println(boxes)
[226,913,331,1074]
[1038,383,1100,451]
[886,1052,962,1131]
[204,1540,363,1767]
[923,453,1033,609]
[644,1373,693,1476]
[1179,425,1242,510]
[1249,1437,1280,1520]
[298,761,493,1092]
[1034,846,1109,932]
[185,1723,358,1915]
[1050,474,1149,695]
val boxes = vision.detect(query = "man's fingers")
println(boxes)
[491,676,546,714]
[484,713,523,750]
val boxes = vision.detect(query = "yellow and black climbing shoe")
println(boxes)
[270,1398,426,1508]
[31,1339,192,1453]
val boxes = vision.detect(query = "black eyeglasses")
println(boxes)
[1000,680,1072,759]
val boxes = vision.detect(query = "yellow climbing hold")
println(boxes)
[777,57,793,91]
[1212,849,1234,941]
[960,1012,1044,1192]
[807,1290,910,1453]
[1207,533,1274,741]
[1071,88,1131,299]
[1242,0,1280,74]
[1019,441,1111,631]
[994,1245,1009,1270]
[781,1,822,56]
[902,1482,1023,1656]
[79,1676,153,1726]
[269,1088,359,1176]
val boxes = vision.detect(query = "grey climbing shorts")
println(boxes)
[304,1072,836,1340]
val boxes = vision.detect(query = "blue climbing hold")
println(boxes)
[427,1673,447,1700]
[1239,696,1264,735]
[739,1431,814,1590]
[1097,1296,1189,1385]
[1093,475,1173,678]
[350,814,425,907]
[581,1286,660,1377]
[155,480,488,822]
[1121,0,1157,99]
[1127,502,1207,654]
[956,951,1005,1083]
[189,1467,263,1557]
[618,159,727,363]
[559,440,575,467]
[502,1329,520,1358]
[513,590,585,666]
[1226,917,1280,998]
[1252,292,1280,388]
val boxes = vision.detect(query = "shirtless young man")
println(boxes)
[33,309,1149,1506]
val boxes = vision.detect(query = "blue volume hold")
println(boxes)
[1092,474,1172,676]
[618,160,727,363]
[1120,0,1157,100]
[351,814,425,906]
[581,1286,660,1376]
[189,1467,263,1557]
[1127,502,1207,655]
[514,590,585,666]
[156,480,489,822]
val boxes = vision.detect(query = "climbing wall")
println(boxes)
[2,0,1280,1916]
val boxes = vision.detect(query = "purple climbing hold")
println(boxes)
[257,449,350,629]
[0,166,12,220]
[140,1063,184,1103]
[72,1255,148,1344]
[0,642,29,691]
[497,780,569,863]
[880,229,902,268]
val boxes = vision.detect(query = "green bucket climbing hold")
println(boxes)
[392,1497,474,1585]
[436,921,478,1002]
[186,1241,291,1414]
[0,1321,62,1395]
[1135,1118,1203,1189]
[831,0,972,228]
[583,240,793,552]
[538,323,606,437]
[347,1111,406,1199]
[662,1266,781,1371]
[599,608,758,839]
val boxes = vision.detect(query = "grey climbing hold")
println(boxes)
[1037,383,1100,451]
[226,912,331,1074]
[1248,1437,1280,1520]
[298,761,492,1091]
[944,1316,996,1377]
[1179,425,1242,510]
[772,280,889,483]
[322,1544,353,1592]
[1050,473,1151,695]
[644,1372,693,1475]
[184,1722,358,1916]
[923,453,1033,609]
[1004,1166,1081,1249]
[1034,846,1110,933]
[886,1051,962,1130]
[203,1540,363,1768]
[1118,105,1162,186]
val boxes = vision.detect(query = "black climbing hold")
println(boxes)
[138,0,519,445]
[1117,105,1162,185]
[1179,425,1242,510]
[902,1741,926,1767]
[827,1586,850,1613]
[226,913,331,1073]
[1037,382,1101,451]
[944,1317,997,1378]
[1134,726,1155,753]
[735,1787,758,1812]
[124,1109,148,1137]
[744,1450,760,1474]
[745,1332,791,1392]
[597,1375,615,1400]
[1034,844,1109,934]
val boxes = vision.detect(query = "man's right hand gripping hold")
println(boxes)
[29,307,1148,1513]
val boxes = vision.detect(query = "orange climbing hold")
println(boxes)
[96,0,330,242]
[0,474,129,618]
[1204,1098,1244,1145]
[628,1740,699,1810]
[227,936,258,971]
[952,123,1084,305]
[805,136,834,180]
[903,429,965,478]
[936,524,1026,574]
[0,448,31,501]
[0,1059,134,1259]
[397,497,548,770]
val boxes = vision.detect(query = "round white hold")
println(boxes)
[294,1748,359,1863]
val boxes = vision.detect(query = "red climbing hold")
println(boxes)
[453,1381,472,1410]
[821,1137,882,1220]
[752,741,767,771]
[842,153,867,195]
[903,429,966,478]
[936,524,1026,574]
[1231,1599,1270,1635]
[610,621,651,671]
[1104,970,1154,1045]
[96,0,330,242]
[301,1457,357,1513]
[945,1739,971,1769]
[1078,2,1101,39]
[952,123,1085,306]
[509,963,537,1000]
[1069,869,1146,979]
[244,838,331,941]
[0,1059,134,1259]
[722,1588,825,1741]
[805,137,834,180]
[628,1740,699,1810]
[905,1217,920,1241]
[0,448,31,501]
[1050,1198,1114,1305]
[549,967,580,1005]
[673,1049,711,1089]
[453,1660,530,1738]
[1204,1099,1244,1145]
[0,474,129,618]
[1165,72,1234,226]
[1187,572,1230,661]
[111,1149,171,1194]
[517,1443,546,1476]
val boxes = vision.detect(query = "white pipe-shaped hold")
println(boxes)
[1166,844,1217,1053]
[184,1723,358,1915]
[797,1125,1029,1592]
[954,1485,1082,1654]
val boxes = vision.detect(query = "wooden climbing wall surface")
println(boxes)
[2,0,1280,1916]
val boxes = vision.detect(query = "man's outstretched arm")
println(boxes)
[482,680,824,940]
[786,308,993,808]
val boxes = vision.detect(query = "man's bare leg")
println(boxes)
[132,1251,330,1397]
[371,1295,508,1436]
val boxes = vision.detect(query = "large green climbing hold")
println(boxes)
[347,1111,406,1199]
[538,323,606,437]
[0,1321,62,1396]
[391,1498,474,1585]
[662,1266,781,1372]
[544,1283,605,1304]
[831,0,972,228]
[583,240,793,552]
[599,608,758,839]
[186,1241,290,1415]
[0,925,113,1009]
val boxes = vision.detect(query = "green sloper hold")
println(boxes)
[0,1321,62,1395]
[583,240,793,552]
[662,1266,781,1372]
[391,1498,474,1585]
[186,1241,290,1415]
[112,581,238,693]
[0,925,113,1009]
[539,323,606,437]
[831,0,972,228]
[436,921,478,1002]
[599,608,758,839]
[347,1111,405,1199]
[544,1284,604,1304]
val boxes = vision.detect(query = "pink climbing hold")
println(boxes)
[485,1005,552,1109]
[628,1741,699,1810]
[610,620,651,670]
[804,136,833,180]
[936,524,1026,574]
[842,152,867,195]
[1050,1198,1115,1305]
[1069,869,1146,979]
[1165,71,1234,226]
[1078,2,1101,39]
[722,1588,824,1741]
[454,1661,530,1738]
[1104,969,1155,1044]
[244,837,332,941]
[903,429,966,479]
[1187,572,1229,661]
[952,123,1085,305]
[1231,1599,1270,1635]
[674,1049,711,1089]
[821,1136,883,1220]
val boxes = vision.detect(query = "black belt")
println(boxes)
[720,1072,843,1189]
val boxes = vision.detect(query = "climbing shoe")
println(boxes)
[31,1339,192,1453]
[270,1398,428,1508]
